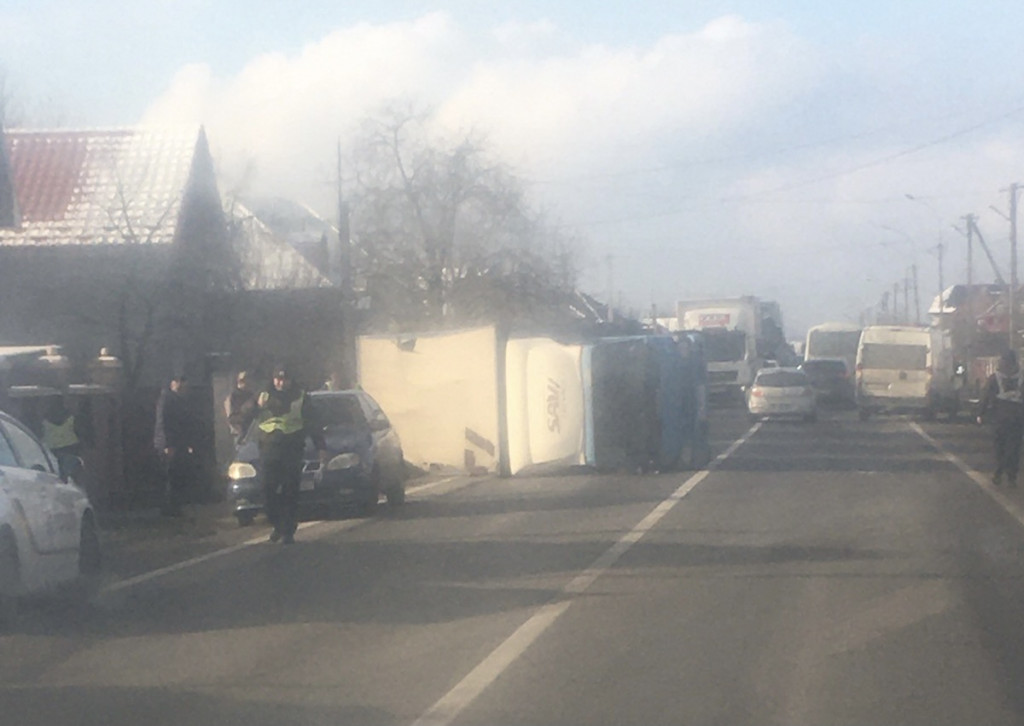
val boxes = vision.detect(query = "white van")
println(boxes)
[855,325,962,420]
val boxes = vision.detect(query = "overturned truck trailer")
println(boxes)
[357,327,708,476]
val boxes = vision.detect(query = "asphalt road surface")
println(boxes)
[5,404,1024,725]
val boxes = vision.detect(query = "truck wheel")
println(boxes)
[386,485,406,507]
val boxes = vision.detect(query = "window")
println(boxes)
[756,371,809,387]
[0,427,18,468]
[312,395,367,427]
[1,419,54,473]
[800,360,847,376]
[861,343,928,370]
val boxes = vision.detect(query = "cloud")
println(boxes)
[140,11,1024,335]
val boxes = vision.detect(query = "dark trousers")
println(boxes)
[262,454,302,535]
[161,449,194,514]
[994,421,1024,482]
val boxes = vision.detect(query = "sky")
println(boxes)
[3,0,1024,338]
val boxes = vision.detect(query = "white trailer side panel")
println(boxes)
[357,326,501,473]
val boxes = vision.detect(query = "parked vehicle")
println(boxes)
[799,358,855,406]
[746,368,817,422]
[804,322,862,375]
[855,325,962,420]
[677,296,786,396]
[227,390,406,526]
[0,409,101,627]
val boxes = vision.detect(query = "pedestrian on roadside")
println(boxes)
[41,394,91,481]
[154,374,200,516]
[224,370,258,444]
[977,350,1024,487]
[256,366,327,544]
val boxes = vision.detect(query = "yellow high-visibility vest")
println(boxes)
[258,393,305,435]
[43,416,79,450]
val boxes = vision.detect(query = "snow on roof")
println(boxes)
[230,203,333,291]
[0,127,201,247]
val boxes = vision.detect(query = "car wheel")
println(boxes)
[235,511,255,527]
[0,528,20,629]
[386,484,406,507]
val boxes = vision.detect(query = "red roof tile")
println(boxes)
[0,127,201,247]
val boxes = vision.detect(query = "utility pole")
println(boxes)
[893,282,900,324]
[605,254,615,323]
[964,214,974,354]
[337,140,355,388]
[912,264,920,325]
[937,242,944,314]
[1012,183,1019,351]
[904,270,910,324]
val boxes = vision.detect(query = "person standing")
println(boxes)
[256,366,327,544]
[154,375,199,516]
[977,350,1024,487]
[41,395,91,481]
[224,370,258,444]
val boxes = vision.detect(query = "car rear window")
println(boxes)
[861,343,927,370]
[801,360,847,375]
[311,396,366,426]
[756,371,809,387]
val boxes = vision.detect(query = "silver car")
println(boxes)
[747,367,817,422]
[0,410,100,626]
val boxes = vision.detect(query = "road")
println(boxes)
[5,405,1024,725]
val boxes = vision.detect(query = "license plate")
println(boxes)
[300,479,315,492]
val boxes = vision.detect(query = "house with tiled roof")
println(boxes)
[0,126,233,385]
[0,126,347,506]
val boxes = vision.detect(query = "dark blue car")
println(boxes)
[226,390,406,526]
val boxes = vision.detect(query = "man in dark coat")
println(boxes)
[978,350,1024,487]
[256,366,327,543]
[224,370,258,444]
[154,375,200,515]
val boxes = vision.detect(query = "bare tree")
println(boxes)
[348,103,583,331]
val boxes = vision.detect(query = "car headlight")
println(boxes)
[227,462,258,480]
[326,453,360,470]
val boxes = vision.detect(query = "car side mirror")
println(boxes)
[369,416,390,432]
[61,456,84,484]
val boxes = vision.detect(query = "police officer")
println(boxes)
[257,366,327,544]
[41,395,87,481]
[978,350,1024,487]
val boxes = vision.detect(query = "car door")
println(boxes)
[0,418,71,554]
[0,418,57,556]
[358,393,402,477]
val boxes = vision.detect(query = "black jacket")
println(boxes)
[979,370,1024,426]
[154,388,199,451]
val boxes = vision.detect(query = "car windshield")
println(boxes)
[311,396,366,427]
[703,330,746,362]
[800,360,847,376]
[756,371,809,387]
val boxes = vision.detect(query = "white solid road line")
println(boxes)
[910,422,1024,531]
[410,423,762,726]
[100,476,460,595]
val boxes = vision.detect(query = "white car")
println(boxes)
[747,367,817,422]
[0,410,100,626]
